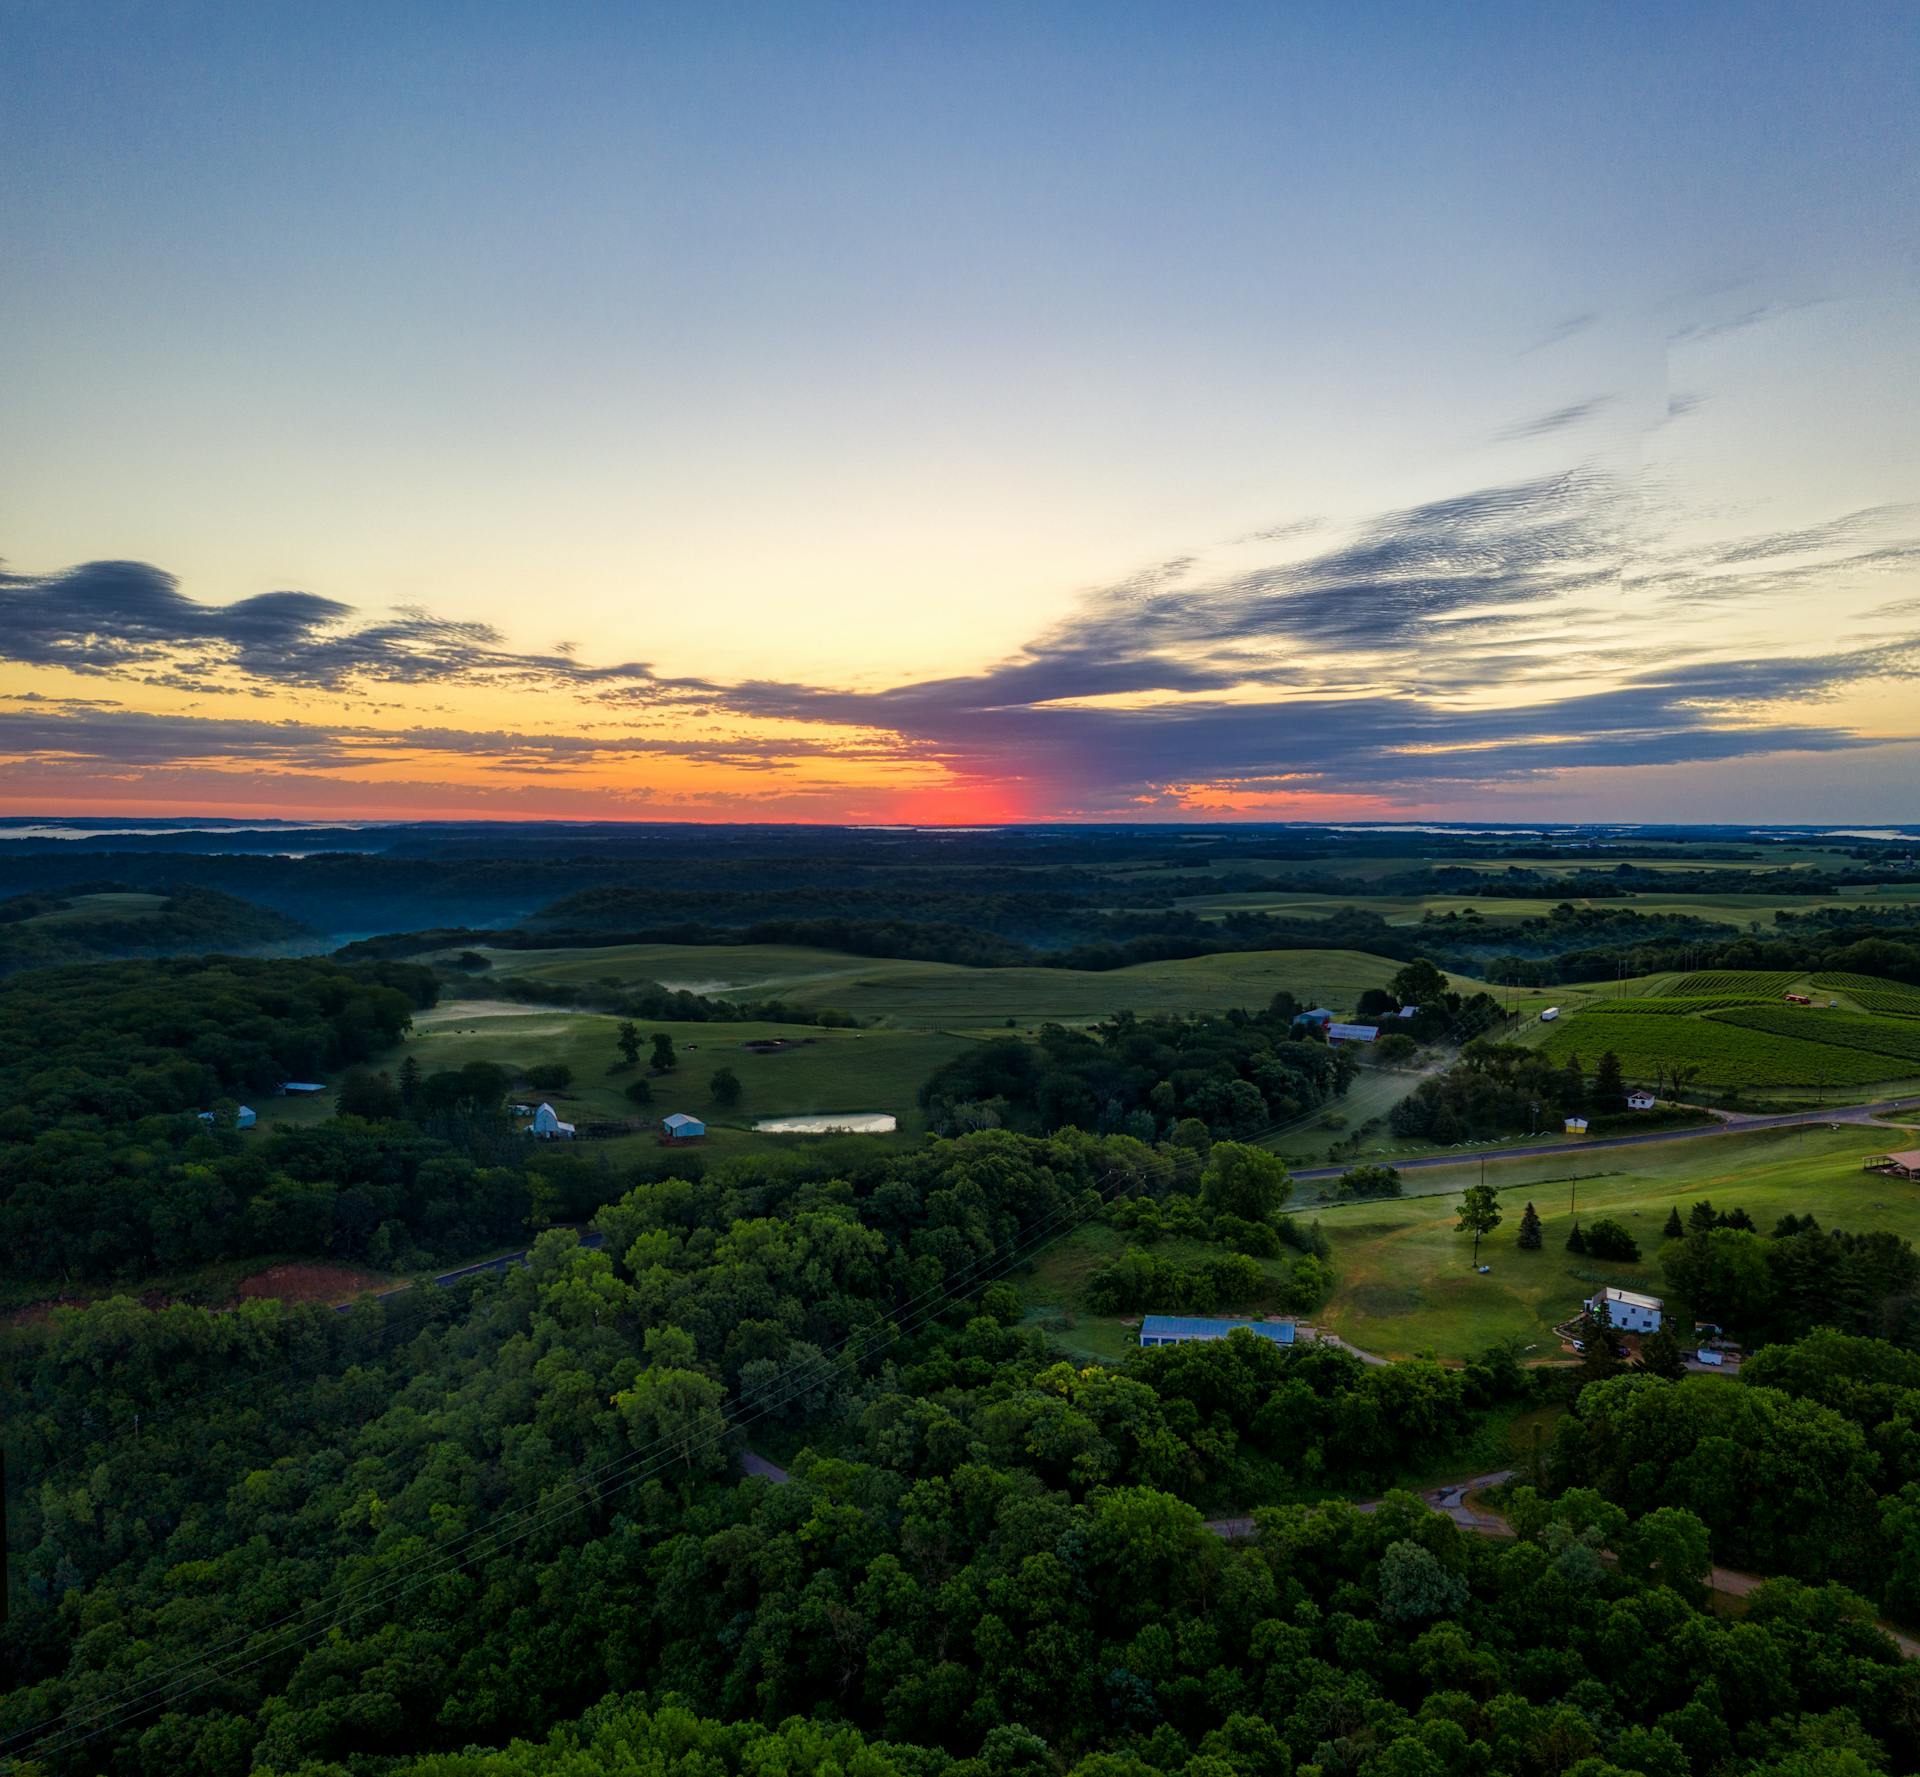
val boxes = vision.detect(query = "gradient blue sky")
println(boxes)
[1,1,1916,821]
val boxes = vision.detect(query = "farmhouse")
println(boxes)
[1138,1314,1296,1349]
[1327,1022,1379,1045]
[528,1102,575,1139]
[1586,1286,1663,1333]
[1626,1089,1657,1111]
[1866,1150,1920,1179]
[662,1111,706,1141]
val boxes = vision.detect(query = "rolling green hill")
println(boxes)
[464,941,1458,1028]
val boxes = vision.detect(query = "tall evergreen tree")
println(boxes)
[1517,1201,1543,1250]
[1593,1049,1626,1114]
[1559,1054,1585,1110]
[1566,1222,1589,1255]
[1663,1205,1685,1239]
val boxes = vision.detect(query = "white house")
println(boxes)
[662,1112,706,1140]
[1139,1314,1296,1349]
[1327,1022,1379,1045]
[529,1102,575,1139]
[197,1106,257,1130]
[1626,1089,1657,1112]
[1586,1286,1663,1334]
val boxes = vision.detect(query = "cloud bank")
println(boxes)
[3,466,1917,816]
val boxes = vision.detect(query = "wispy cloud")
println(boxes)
[1491,396,1614,442]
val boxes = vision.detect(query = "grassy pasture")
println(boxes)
[1170,888,1920,929]
[1313,1123,1920,1359]
[253,1004,977,1155]
[25,890,171,926]
[471,942,1443,1028]
[1009,1122,1920,1366]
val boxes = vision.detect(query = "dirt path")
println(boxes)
[1204,1469,1919,1659]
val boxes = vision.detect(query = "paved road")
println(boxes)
[739,1450,792,1484]
[332,1227,606,1312]
[1291,1094,1920,1183]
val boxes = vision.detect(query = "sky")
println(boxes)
[1,0,1916,824]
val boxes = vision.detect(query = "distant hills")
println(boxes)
[0,884,313,974]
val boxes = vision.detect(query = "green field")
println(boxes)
[1009,1122,1920,1366]
[25,890,171,926]
[471,942,1445,1028]
[254,1003,979,1156]
[1314,1123,1920,1359]
[1528,968,1920,1094]
[1173,889,1920,930]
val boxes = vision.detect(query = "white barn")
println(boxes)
[1587,1286,1663,1334]
[662,1112,706,1140]
[197,1106,257,1130]
[529,1102,575,1139]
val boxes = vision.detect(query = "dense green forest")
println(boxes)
[0,885,311,975]
[4,1131,1919,1775]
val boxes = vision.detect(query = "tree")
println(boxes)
[1377,1538,1468,1623]
[1200,1142,1292,1223]
[1663,1205,1684,1240]
[1593,1050,1626,1115]
[650,1033,677,1073]
[624,1077,654,1107]
[710,1066,742,1108]
[1389,958,1451,1009]
[398,1053,421,1107]
[1687,1199,1719,1234]
[337,1068,402,1120]
[617,1020,642,1067]
[1516,1201,1543,1250]
[1636,1327,1687,1380]
[1456,1183,1501,1264]
[1583,1217,1641,1263]
[1336,1163,1402,1200]
[1559,1055,1585,1111]
[1566,1223,1589,1255]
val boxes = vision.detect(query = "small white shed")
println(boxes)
[1626,1089,1657,1111]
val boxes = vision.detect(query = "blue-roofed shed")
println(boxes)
[1292,1008,1334,1028]
[1138,1314,1297,1349]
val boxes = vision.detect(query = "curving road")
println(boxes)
[1291,1094,1920,1183]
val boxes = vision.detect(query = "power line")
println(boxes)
[10,1015,1458,1766]
[5,1160,1152,1767]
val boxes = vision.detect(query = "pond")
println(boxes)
[754,1112,898,1134]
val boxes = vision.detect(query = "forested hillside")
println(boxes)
[4,1131,1919,1775]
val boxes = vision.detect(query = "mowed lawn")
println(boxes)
[253,1004,977,1154]
[473,943,1441,1027]
[1314,1123,1920,1360]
